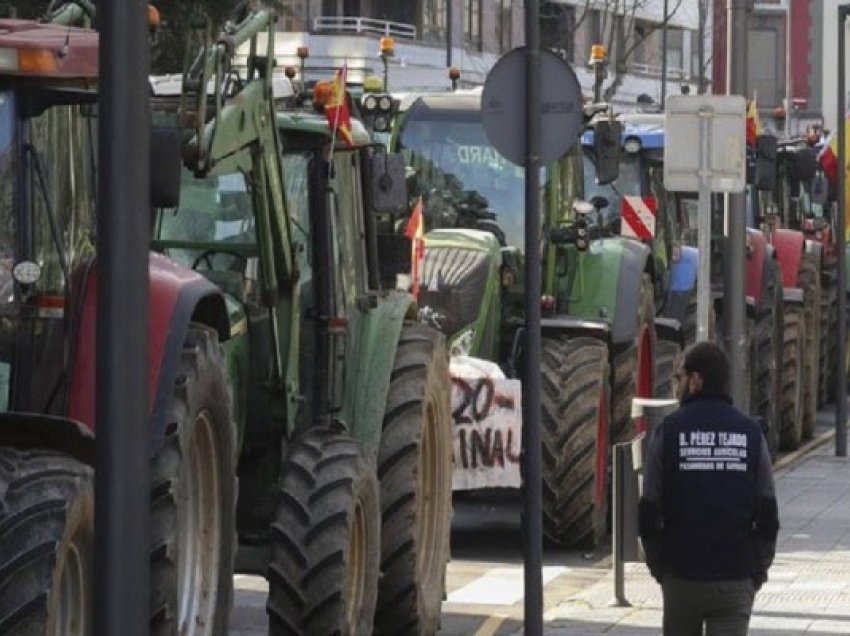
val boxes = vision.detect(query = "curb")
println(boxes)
[773,428,836,472]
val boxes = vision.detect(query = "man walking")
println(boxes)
[638,342,779,635]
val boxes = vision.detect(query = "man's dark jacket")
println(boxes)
[638,392,779,587]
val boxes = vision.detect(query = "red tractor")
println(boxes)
[0,14,237,633]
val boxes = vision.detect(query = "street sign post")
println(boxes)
[664,95,747,343]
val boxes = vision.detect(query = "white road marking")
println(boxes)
[446,566,567,605]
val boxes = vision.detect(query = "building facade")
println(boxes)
[263,0,705,107]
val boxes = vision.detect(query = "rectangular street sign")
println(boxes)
[663,95,747,193]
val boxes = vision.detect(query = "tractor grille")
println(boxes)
[419,247,490,338]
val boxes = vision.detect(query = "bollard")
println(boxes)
[610,398,678,607]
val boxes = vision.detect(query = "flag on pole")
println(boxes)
[325,64,355,148]
[746,98,763,147]
[818,112,850,239]
[404,197,425,300]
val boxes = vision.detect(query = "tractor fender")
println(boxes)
[0,412,95,467]
[745,228,768,305]
[68,253,229,456]
[669,245,698,293]
[771,228,806,288]
[654,316,683,347]
[612,239,654,345]
[345,292,418,452]
[540,317,611,342]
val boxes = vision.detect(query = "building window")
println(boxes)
[665,28,684,78]
[465,0,481,50]
[496,0,512,53]
[540,2,575,60]
[421,0,447,43]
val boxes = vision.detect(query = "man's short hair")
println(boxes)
[683,341,729,395]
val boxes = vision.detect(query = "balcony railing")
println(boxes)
[630,62,687,80]
[313,16,417,40]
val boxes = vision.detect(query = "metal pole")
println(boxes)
[524,0,543,633]
[697,107,712,341]
[95,0,151,634]
[724,0,749,409]
[661,0,669,109]
[785,1,792,139]
[837,5,848,457]
[446,0,453,68]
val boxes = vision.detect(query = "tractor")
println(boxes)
[0,12,236,635]
[584,113,787,459]
[747,135,822,450]
[149,8,454,636]
[382,92,655,549]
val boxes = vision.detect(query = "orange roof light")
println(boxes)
[589,44,606,63]
[18,48,59,74]
[380,36,394,55]
[448,66,461,81]
[296,45,310,60]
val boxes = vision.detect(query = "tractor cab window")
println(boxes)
[0,92,14,309]
[28,102,97,295]
[397,116,529,250]
[155,170,256,300]
[582,150,641,229]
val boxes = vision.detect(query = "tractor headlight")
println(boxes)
[450,329,475,357]
[378,95,392,111]
[362,94,378,111]
[624,137,641,153]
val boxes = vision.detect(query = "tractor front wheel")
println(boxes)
[375,325,453,635]
[541,336,610,548]
[780,305,805,451]
[267,430,380,635]
[150,325,237,636]
[798,254,820,440]
[0,448,93,636]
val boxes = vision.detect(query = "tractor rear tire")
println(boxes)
[375,325,453,636]
[798,254,820,440]
[267,429,380,635]
[150,325,236,636]
[0,449,93,635]
[654,338,682,400]
[780,306,805,451]
[820,271,838,404]
[541,336,610,548]
[611,273,655,444]
[750,305,779,461]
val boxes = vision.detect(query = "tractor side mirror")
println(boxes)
[150,126,182,208]
[370,153,407,213]
[593,119,621,185]
[812,172,830,206]
[753,134,777,191]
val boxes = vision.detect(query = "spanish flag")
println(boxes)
[818,113,850,239]
[746,99,763,147]
[325,64,355,148]
[404,197,425,300]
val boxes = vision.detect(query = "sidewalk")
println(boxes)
[534,428,850,635]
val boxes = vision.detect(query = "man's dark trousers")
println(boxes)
[661,577,755,636]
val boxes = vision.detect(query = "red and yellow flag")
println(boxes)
[325,64,355,148]
[404,197,425,300]
[746,98,763,147]
[818,112,850,239]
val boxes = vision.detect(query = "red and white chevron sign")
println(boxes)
[621,196,657,240]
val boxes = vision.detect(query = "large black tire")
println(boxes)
[151,325,237,636]
[798,254,820,440]
[820,269,838,404]
[611,273,655,444]
[752,261,782,461]
[541,336,610,548]
[0,449,93,635]
[267,429,380,635]
[654,337,682,399]
[780,305,805,451]
[375,325,453,636]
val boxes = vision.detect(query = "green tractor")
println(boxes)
[383,92,655,548]
[149,9,454,635]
